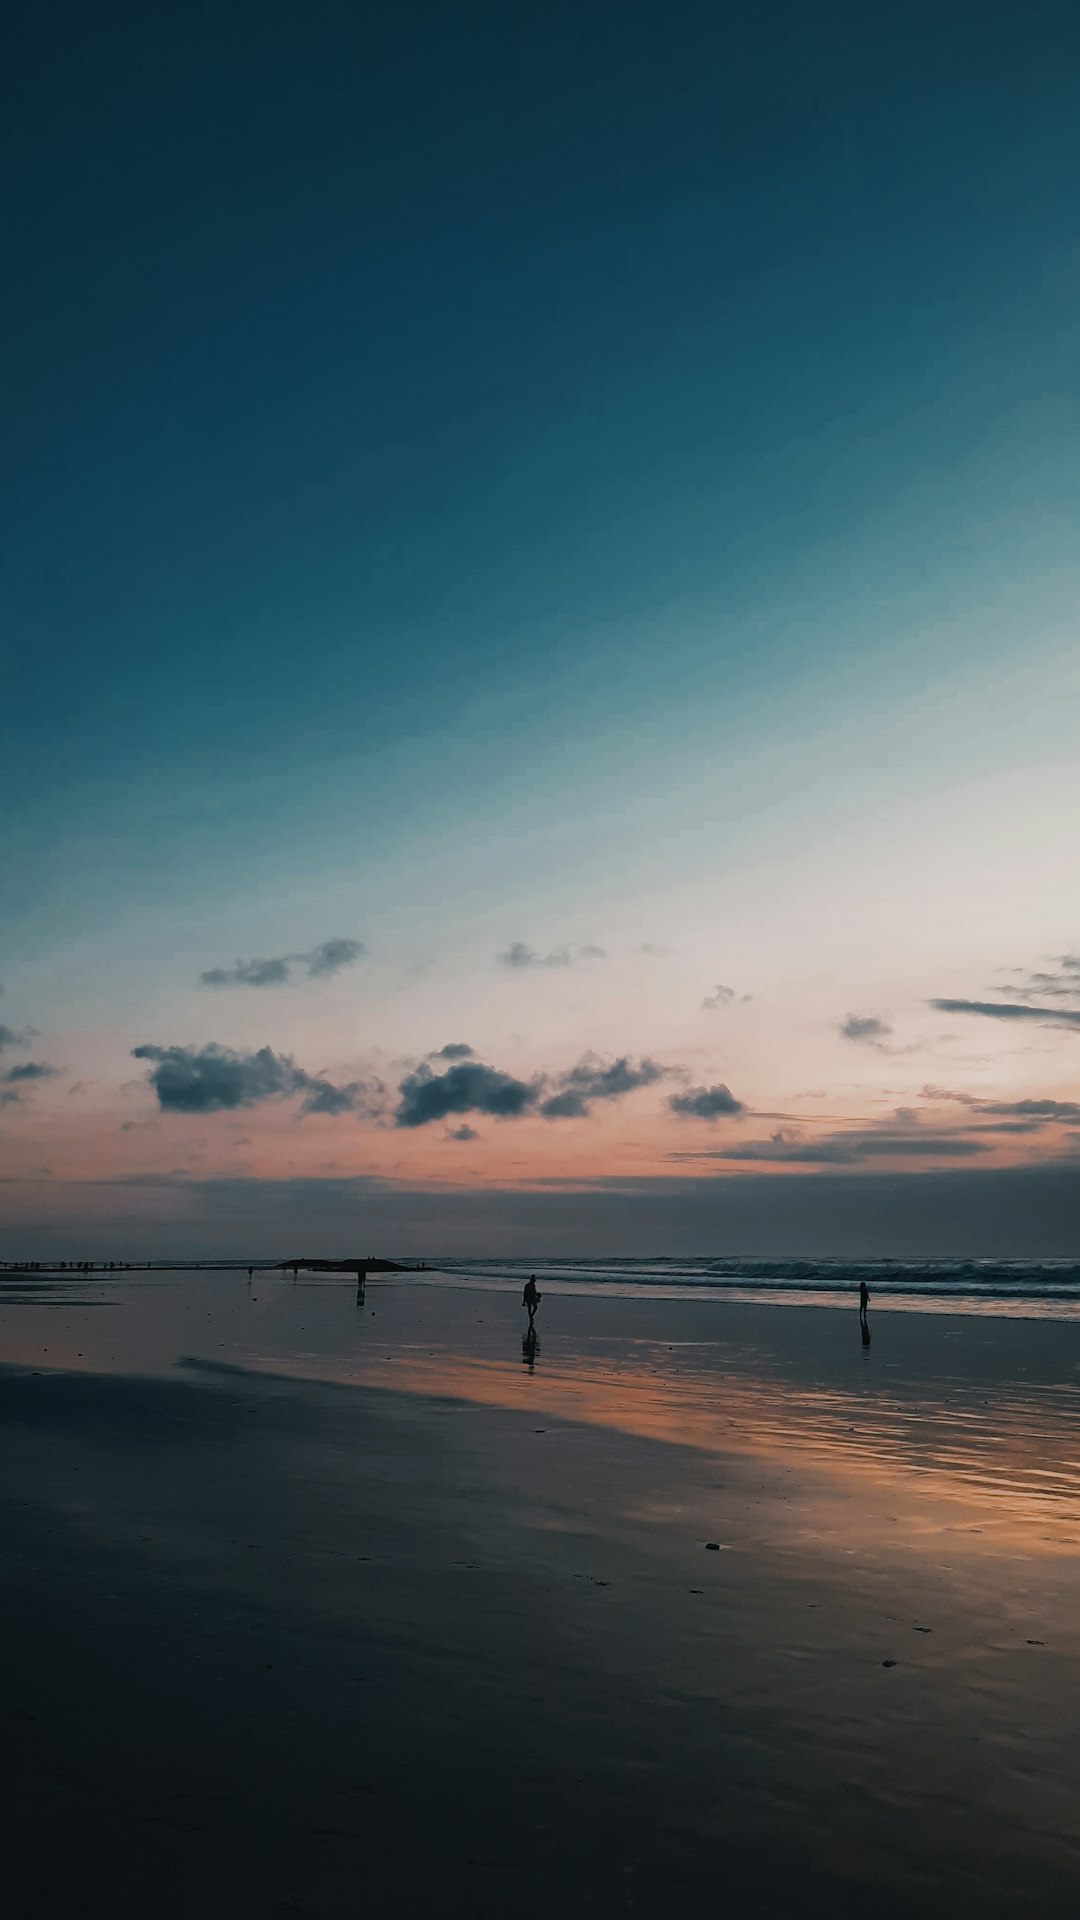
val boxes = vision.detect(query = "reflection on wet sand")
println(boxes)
[338,1341,1080,1551]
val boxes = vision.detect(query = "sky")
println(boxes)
[2,1,1079,1258]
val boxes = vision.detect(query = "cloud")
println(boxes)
[395,1050,671,1127]
[539,1054,667,1120]
[929,998,1080,1030]
[0,1024,31,1053]
[923,1089,1080,1126]
[702,984,736,1011]
[447,1124,478,1141]
[200,957,290,988]
[498,941,605,970]
[15,1164,1078,1262]
[430,1042,474,1060]
[978,1098,1080,1123]
[2,1061,58,1083]
[998,955,1080,1004]
[395,1060,540,1128]
[668,1083,745,1120]
[305,937,365,978]
[675,1125,989,1164]
[133,1043,382,1117]
[0,1090,19,1107]
[199,938,366,988]
[839,1013,893,1046]
[297,1078,381,1117]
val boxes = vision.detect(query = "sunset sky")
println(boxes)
[3,2,1079,1257]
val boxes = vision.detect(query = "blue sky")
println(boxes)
[3,2,1079,1254]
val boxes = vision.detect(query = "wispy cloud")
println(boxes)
[674,1126,990,1164]
[428,1042,474,1061]
[0,1024,32,1053]
[929,998,1080,1031]
[997,954,1080,1004]
[702,983,736,1011]
[3,1061,58,1084]
[922,1088,1080,1125]
[133,1043,384,1117]
[498,941,606,970]
[199,937,366,989]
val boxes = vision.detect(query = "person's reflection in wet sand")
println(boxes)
[522,1326,540,1373]
[860,1319,872,1348]
[356,1273,366,1307]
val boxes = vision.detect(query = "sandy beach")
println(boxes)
[3,1270,1080,1916]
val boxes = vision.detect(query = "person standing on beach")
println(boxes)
[523,1273,540,1326]
[859,1279,870,1329]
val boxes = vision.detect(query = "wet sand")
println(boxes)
[2,1271,1080,1916]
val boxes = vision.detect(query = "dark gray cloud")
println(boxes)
[11,1163,1079,1263]
[133,1042,382,1118]
[2,1061,58,1084]
[305,937,365,978]
[839,1013,893,1045]
[539,1055,667,1120]
[978,1097,1080,1123]
[396,1060,540,1128]
[298,1077,382,1118]
[0,1024,32,1053]
[702,984,736,1011]
[930,998,1080,1030]
[199,937,366,989]
[395,1050,669,1127]
[200,957,289,988]
[430,1042,474,1061]
[668,1083,745,1120]
[675,1126,989,1164]
[447,1124,478,1141]
[0,1089,19,1107]
[498,941,605,970]
[923,1089,1080,1126]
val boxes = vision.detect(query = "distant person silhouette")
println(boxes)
[523,1273,541,1326]
[859,1279,870,1331]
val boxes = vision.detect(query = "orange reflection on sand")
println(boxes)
[330,1342,1080,1554]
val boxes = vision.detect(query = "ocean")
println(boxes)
[435,1255,1080,1317]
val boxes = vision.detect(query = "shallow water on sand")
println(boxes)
[4,1269,1080,1914]
[6,1266,1080,1544]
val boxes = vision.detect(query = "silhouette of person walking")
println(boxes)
[859,1278,870,1340]
[523,1273,541,1327]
